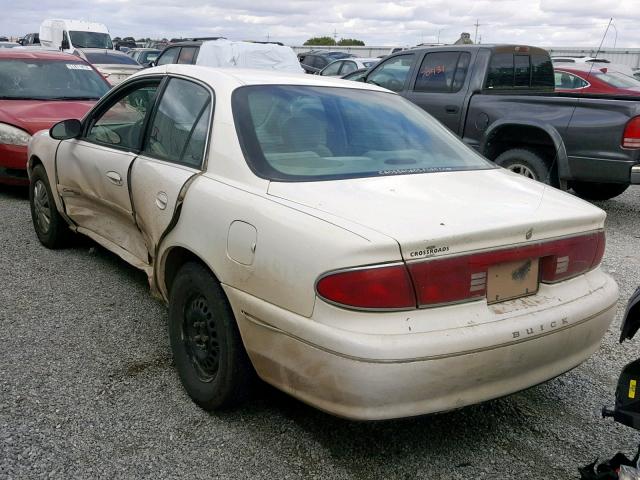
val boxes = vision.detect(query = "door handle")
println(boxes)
[106,171,123,186]
[445,105,459,113]
[155,192,168,210]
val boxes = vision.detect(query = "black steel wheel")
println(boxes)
[29,164,70,249]
[169,262,253,410]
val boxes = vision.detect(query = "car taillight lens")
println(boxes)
[622,116,640,149]
[316,232,605,311]
[316,264,416,310]
[408,231,605,306]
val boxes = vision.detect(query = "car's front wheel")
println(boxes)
[169,262,253,410]
[29,164,71,249]
[571,181,629,201]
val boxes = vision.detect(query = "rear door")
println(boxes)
[403,50,472,133]
[56,78,161,263]
[130,76,213,261]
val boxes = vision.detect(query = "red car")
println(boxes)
[554,65,640,96]
[0,50,110,185]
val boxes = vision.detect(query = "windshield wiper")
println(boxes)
[47,96,101,100]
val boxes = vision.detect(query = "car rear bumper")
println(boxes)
[225,270,618,420]
[0,146,29,185]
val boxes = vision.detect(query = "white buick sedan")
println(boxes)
[28,65,618,420]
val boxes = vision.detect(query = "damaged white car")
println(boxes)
[28,65,618,420]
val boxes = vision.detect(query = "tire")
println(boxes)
[169,262,253,410]
[494,148,552,184]
[29,164,71,249]
[571,181,629,201]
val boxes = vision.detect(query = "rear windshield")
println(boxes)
[486,52,554,90]
[0,59,109,100]
[83,52,139,65]
[69,31,113,49]
[233,85,493,182]
[596,71,640,89]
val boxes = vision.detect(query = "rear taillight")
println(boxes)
[622,117,640,149]
[316,231,605,311]
[316,264,416,310]
[539,231,605,283]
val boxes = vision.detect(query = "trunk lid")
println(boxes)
[267,169,605,261]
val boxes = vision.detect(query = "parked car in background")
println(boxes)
[554,65,640,96]
[114,38,137,51]
[127,48,161,67]
[76,48,141,85]
[0,50,109,185]
[552,55,635,77]
[318,57,378,77]
[0,36,8,42]
[18,33,40,46]
[28,64,618,420]
[298,51,354,74]
[195,40,303,73]
[341,67,369,81]
[153,38,224,66]
[0,42,19,49]
[551,55,609,65]
[363,45,640,200]
[40,19,113,53]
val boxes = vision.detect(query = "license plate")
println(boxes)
[487,258,539,304]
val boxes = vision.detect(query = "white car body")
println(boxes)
[39,19,112,54]
[28,65,618,420]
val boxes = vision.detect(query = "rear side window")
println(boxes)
[487,52,554,89]
[321,61,342,76]
[367,54,415,92]
[414,52,471,93]
[157,47,180,66]
[143,78,211,167]
[177,47,197,64]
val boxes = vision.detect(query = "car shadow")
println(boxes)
[0,184,29,200]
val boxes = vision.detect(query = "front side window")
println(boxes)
[143,78,211,167]
[157,48,180,66]
[69,31,113,49]
[321,61,342,76]
[367,54,415,92]
[233,85,493,182]
[414,52,470,93]
[86,82,159,149]
[0,59,109,100]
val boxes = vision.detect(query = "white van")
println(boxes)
[39,19,113,53]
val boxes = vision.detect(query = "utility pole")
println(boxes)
[474,19,480,44]
[333,28,338,42]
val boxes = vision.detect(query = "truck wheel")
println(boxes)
[494,149,551,184]
[571,181,629,201]
[169,262,253,410]
[29,164,71,249]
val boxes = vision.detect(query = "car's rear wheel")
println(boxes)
[571,181,629,201]
[169,262,253,410]
[494,148,551,184]
[29,164,70,249]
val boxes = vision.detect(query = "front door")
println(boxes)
[56,79,161,263]
[129,77,213,260]
[403,51,471,134]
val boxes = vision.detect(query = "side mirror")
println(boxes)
[603,358,640,430]
[620,287,640,342]
[148,61,156,68]
[61,38,70,50]
[50,119,82,140]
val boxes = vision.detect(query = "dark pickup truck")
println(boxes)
[363,45,640,200]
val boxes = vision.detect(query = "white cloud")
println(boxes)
[1,0,638,48]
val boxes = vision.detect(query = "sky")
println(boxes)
[2,0,638,48]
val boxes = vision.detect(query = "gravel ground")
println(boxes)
[1,185,639,480]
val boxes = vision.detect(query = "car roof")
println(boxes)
[0,50,86,61]
[135,64,392,93]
